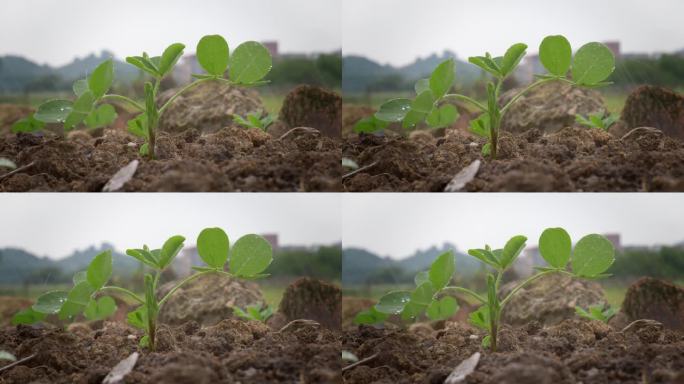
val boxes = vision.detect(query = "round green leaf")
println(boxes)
[197,35,229,76]
[12,308,46,325]
[159,235,185,269]
[73,90,95,113]
[11,115,45,133]
[375,291,411,314]
[230,234,273,277]
[572,42,615,85]
[429,59,455,99]
[427,296,458,321]
[89,59,114,98]
[375,98,411,122]
[85,104,117,129]
[34,99,73,123]
[159,43,185,77]
[411,282,435,306]
[426,104,459,128]
[539,35,572,76]
[84,296,117,320]
[32,290,68,314]
[400,300,425,321]
[539,227,572,268]
[572,234,615,277]
[229,41,272,84]
[411,91,435,114]
[402,109,426,129]
[87,250,112,290]
[429,250,455,291]
[501,235,527,269]
[197,227,229,268]
[64,111,87,131]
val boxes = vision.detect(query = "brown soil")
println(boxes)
[0,318,341,384]
[0,125,341,192]
[342,319,684,384]
[342,126,684,192]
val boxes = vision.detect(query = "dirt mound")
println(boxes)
[0,104,34,135]
[158,274,264,327]
[500,81,606,134]
[276,278,342,330]
[279,85,341,137]
[0,124,342,192]
[0,317,341,384]
[343,318,684,384]
[342,126,684,192]
[0,297,32,326]
[158,81,264,133]
[622,277,684,331]
[621,86,684,139]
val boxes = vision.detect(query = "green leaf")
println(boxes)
[414,78,430,95]
[426,296,459,321]
[73,271,88,285]
[572,42,615,86]
[230,234,273,277]
[539,227,572,268]
[501,235,527,269]
[539,35,572,76]
[58,281,95,320]
[139,335,149,348]
[34,99,73,123]
[125,248,158,268]
[87,250,112,290]
[197,35,229,76]
[0,351,16,361]
[429,59,455,99]
[158,43,185,77]
[11,115,45,133]
[411,91,434,114]
[375,98,411,122]
[229,41,272,84]
[139,143,149,156]
[500,43,527,77]
[64,111,87,131]
[73,91,95,113]
[467,248,499,268]
[481,335,491,348]
[414,270,429,287]
[11,307,46,325]
[468,306,489,330]
[127,307,147,330]
[402,109,426,129]
[354,306,388,325]
[469,56,500,77]
[84,296,117,320]
[197,227,229,269]
[375,291,411,314]
[33,290,68,314]
[572,234,615,277]
[429,251,455,290]
[481,142,491,157]
[84,104,117,129]
[73,79,89,97]
[127,113,148,138]
[159,235,185,269]
[400,300,425,322]
[126,56,159,77]
[426,104,459,128]
[191,266,218,272]
[411,282,435,306]
[88,60,114,99]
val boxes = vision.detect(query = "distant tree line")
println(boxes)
[610,55,684,88]
[266,53,341,90]
[268,245,341,281]
[610,246,684,280]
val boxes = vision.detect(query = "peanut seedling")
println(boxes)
[232,303,274,322]
[575,111,619,131]
[575,304,616,323]
[13,227,273,351]
[12,35,272,159]
[370,35,615,159]
[358,227,615,352]
[232,111,274,131]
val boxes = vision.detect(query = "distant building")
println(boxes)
[261,41,279,57]
[603,41,621,59]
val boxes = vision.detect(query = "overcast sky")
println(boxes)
[0,194,341,259]
[0,0,341,66]
[343,0,684,66]
[343,194,684,259]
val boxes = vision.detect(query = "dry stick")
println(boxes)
[278,127,320,140]
[0,161,35,182]
[342,161,379,180]
[0,353,37,374]
[341,353,379,373]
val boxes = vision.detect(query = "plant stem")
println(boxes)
[440,286,486,304]
[442,94,488,113]
[158,78,211,116]
[101,94,145,112]
[499,77,573,116]
[499,269,572,308]
[157,270,213,309]
[99,286,144,304]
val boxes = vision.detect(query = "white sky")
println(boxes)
[0,0,341,66]
[343,0,684,66]
[343,194,684,259]
[0,194,341,259]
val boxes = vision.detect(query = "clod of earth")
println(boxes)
[621,277,684,331]
[278,85,342,138]
[269,277,342,330]
[619,85,684,140]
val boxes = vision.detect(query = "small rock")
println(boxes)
[102,160,138,192]
[276,278,341,330]
[621,85,684,139]
[621,277,684,330]
[444,352,480,384]
[102,352,138,384]
[444,160,480,192]
[279,85,341,137]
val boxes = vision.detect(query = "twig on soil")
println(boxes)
[0,353,36,373]
[278,319,320,333]
[278,127,320,140]
[342,161,379,180]
[0,161,35,182]
[341,353,378,373]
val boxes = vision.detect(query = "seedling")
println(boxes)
[13,227,273,351]
[360,227,615,352]
[575,304,616,323]
[371,35,615,159]
[232,111,274,131]
[575,111,619,131]
[232,303,273,322]
[12,35,272,159]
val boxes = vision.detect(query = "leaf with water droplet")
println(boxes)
[34,100,73,123]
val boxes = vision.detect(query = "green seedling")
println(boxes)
[12,35,272,159]
[372,35,615,159]
[232,111,274,131]
[354,115,389,134]
[13,227,273,351]
[575,111,619,131]
[575,304,616,323]
[360,227,615,352]
[232,303,273,322]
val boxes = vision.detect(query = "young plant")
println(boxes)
[232,303,273,322]
[12,35,272,159]
[13,227,273,351]
[361,227,615,352]
[371,35,615,159]
[575,111,619,131]
[575,303,616,323]
[232,111,274,131]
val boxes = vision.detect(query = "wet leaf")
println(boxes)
[539,227,572,268]
[32,290,68,314]
[375,291,411,314]
[230,234,273,277]
[197,35,229,76]
[375,98,411,122]
[197,227,230,268]
[229,41,272,84]
[411,91,434,114]
[34,99,73,123]
[539,35,572,76]
[411,282,435,306]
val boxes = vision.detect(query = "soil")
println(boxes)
[342,319,684,384]
[0,318,341,384]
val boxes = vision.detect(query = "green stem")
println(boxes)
[442,93,488,113]
[100,94,144,112]
[500,77,573,116]
[440,286,487,304]
[99,286,144,304]
[158,78,212,116]
[157,270,213,309]
[499,269,573,309]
